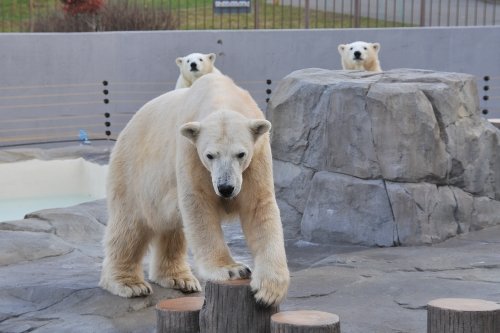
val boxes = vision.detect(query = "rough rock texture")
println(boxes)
[269,68,500,245]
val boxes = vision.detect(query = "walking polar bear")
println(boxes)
[100,73,290,306]
[175,52,221,89]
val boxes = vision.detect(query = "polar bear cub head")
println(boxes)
[180,110,271,199]
[338,41,382,72]
[176,53,217,85]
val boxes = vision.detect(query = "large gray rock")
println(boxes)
[268,68,500,245]
[302,172,395,247]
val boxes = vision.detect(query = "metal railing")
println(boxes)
[1,0,499,32]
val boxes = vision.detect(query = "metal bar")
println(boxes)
[429,0,433,25]
[493,0,497,26]
[483,0,487,25]
[332,0,335,28]
[392,0,396,27]
[354,0,360,28]
[410,0,414,26]
[384,0,388,27]
[376,0,379,27]
[465,0,469,26]
[437,0,442,26]
[401,0,405,26]
[420,0,425,26]
[367,0,371,27]
[446,0,451,26]
[254,0,258,29]
[304,0,309,29]
[474,0,478,26]
[264,0,267,29]
[456,0,460,26]
[340,0,344,28]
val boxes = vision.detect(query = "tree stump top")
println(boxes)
[156,296,205,312]
[428,298,500,312]
[271,310,340,326]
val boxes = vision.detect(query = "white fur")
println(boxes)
[338,41,382,72]
[175,52,222,89]
[100,73,289,306]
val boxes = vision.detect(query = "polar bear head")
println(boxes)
[338,41,382,72]
[176,52,217,83]
[180,110,271,199]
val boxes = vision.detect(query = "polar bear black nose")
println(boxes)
[190,62,198,70]
[218,184,234,198]
[354,51,362,59]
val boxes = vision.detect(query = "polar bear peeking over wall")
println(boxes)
[100,73,290,306]
[175,52,222,89]
[338,41,382,72]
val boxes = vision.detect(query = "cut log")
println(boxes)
[271,310,341,333]
[199,279,279,333]
[427,298,500,333]
[156,296,205,333]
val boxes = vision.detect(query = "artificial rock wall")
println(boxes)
[268,68,500,246]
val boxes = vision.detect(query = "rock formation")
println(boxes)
[268,69,500,246]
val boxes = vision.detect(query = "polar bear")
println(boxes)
[175,52,221,89]
[100,73,290,306]
[338,41,382,72]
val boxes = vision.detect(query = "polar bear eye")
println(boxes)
[363,47,367,50]
[237,152,246,159]
[199,58,203,62]
[206,153,214,160]
[350,47,353,50]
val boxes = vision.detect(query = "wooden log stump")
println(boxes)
[199,279,279,333]
[427,298,500,333]
[156,296,205,333]
[271,310,341,333]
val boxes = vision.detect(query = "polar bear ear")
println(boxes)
[249,119,271,141]
[176,57,183,68]
[338,44,346,54]
[372,43,381,53]
[207,53,216,64]
[180,122,201,144]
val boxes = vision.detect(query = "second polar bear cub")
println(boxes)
[175,52,221,89]
[338,41,382,72]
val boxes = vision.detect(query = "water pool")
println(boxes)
[0,158,108,222]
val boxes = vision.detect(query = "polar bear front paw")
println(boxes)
[152,273,202,293]
[200,262,252,281]
[251,272,290,307]
[100,278,153,298]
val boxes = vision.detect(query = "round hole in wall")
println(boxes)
[103,89,109,95]
[482,109,489,115]
[104,112,110,118]
[104,99,109,104]
[266,79,272,85]
[483,95,489,101]
[105,121,111,127]
[483,86,489,91]
[106,130,111,136]
[484,76,490,81]
[102,80,108,86]
[266,98,270,103]
[266,89,272,94]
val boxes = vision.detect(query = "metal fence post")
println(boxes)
[354,0,361,28]
[304,0,310,29]
[420,0,426,26]
[254,0,259,29]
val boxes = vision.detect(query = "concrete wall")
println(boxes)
[0,27,498,147]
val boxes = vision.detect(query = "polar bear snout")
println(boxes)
[190,62,199,72]
[217,184,235,198]
[353,50,362,59]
